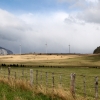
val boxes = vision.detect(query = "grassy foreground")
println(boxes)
[0,76,90,100]
[0,67,100,99]
[0,54,100,100]
[0,78,57,100]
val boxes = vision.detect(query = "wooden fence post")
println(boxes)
[15,72,16,79]
[36,70,38,89]
[83,75,86,98]
[52,73,54,92]
[8,67,11,79]
[46,72,48,92]
[52,72,55,100]
[59,75,62,86]
[70,73,76,98]
[95,76,98,100]
[1,67,2,70]
[30,69,33,86]
[40,71,42,85]
[22,69,24,77]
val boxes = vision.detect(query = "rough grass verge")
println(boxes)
[0,76,94,100]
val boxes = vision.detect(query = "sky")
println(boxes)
[0,0,100,54]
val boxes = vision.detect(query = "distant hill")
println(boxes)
[0,47,13,55]
[93,46,100,54]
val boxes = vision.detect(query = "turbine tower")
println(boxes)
[69,44,70,54]
[20,44,21,55]
[45,43,47,54]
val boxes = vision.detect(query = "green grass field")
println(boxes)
[0,82,58,100]
[0,54,100,100]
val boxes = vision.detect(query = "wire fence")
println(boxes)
[0,67,99,100]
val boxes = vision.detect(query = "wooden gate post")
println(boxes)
[30,69,33,86]
[95,76,98,100]
[70,73,76,98]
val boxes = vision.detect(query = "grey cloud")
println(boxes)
[58,0,100,24]
[96,27,99,30]
[0,9,100,54]
[69,1,87,9]
[77,9,100,23]
[0,34,17,41]
[65,15,85,25]
[76,1,100,23]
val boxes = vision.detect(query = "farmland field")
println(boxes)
[0,54,100,67]
[0,54,100,100]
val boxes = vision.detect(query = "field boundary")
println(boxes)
[0,67,99,100]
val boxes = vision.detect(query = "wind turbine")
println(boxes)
[69,44,70,54]
[45,43,47,54]
[20,44,21,55]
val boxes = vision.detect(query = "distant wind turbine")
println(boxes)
[20,44,21,55]
[45,43,47,54]
[69,44,70,54]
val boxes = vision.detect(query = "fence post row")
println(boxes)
[30,69,33,86]
[8,67,11,79]
[95,76,98,100]
[70,73,76,98]
[3,68,100,100]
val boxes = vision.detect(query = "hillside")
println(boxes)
[0,47,13,55]
[93,46,100,54]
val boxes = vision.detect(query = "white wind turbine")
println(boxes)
[45,43,47,54]
[69,44,70,54]
[20,44,21,55]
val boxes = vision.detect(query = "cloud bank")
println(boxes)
[0,1,100,54]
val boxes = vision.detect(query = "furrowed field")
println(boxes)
[0,54,100,100]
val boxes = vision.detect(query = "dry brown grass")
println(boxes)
[0,54,79,62]
[0,75,93,100]
[0,54,83,66]
[0,54,100,66]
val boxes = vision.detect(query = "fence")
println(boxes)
[0,67,99,100]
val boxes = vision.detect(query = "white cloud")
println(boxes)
[58,0,100,24]
[76,1,100,23]
[0,8,100,54]
[58,0,99,3]
[86,0,99,3]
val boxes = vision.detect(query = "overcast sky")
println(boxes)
[0,0,100,54]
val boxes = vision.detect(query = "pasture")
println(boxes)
[0,54,100,67]
[0,54,100,100]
